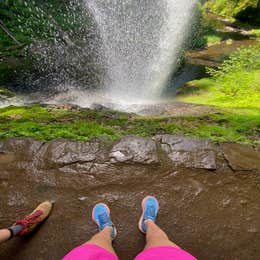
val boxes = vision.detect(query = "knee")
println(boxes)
[146,228,169,241]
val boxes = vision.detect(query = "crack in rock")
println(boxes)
[155,135,217,170]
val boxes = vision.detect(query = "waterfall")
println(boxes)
[85,0,197,102]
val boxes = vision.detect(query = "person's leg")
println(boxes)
[138,196,179,249]
[84,226,116,255]
[0,229,11,244]
[136,196,197,260]
[145,220,179,249]
[63,203,118,260]
[0,201,52,245]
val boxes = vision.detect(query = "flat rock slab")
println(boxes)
[221,143,260,171]
[37,139,103,167]
[155,135,217,169]
[0,136,259,173]
[0,138,43,160]
[110,136,158,164]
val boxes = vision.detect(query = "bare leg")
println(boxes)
[145,220,179,250]
[0,229,11,244]
[84,226,117,256]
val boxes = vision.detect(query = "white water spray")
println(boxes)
[85,0,197,102]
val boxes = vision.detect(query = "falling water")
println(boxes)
[85,0,197,102]
[1,0,198,108]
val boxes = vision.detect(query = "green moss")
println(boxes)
[0,121,121,141]
[178,70,260,108]
[205,34,222,44]
[0,105,258,144]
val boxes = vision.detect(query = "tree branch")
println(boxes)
[0,19,20,44]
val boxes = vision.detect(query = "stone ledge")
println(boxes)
[0,136,259,172]
[154,135,217,170]
[220,143,260,171]
[110,136,159,164]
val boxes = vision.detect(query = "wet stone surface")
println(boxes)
[0,136,260,260]
[221,143,260,171]
[110,136,158,164]
[155,135,217,170]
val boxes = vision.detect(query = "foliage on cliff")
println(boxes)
[204,0,260,25]
[0,0,91,55]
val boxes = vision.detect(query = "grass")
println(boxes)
[178,70,260,108]
[177,69,260,144]
[0,105,259,144]
[176,43,260,144]
[179,44,260,107]
[205,34,222,44]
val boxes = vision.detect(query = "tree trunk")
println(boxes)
[0,19,20,44]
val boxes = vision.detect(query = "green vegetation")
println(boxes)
[0,0,91,56]
[0,105,258,144]
[177,44,260,144]
[0,1,259,145]
[192,12,225,48]
[249,29,260,37]
[204,0,260,25]
[192,0,260,49]
[179,45,260,108]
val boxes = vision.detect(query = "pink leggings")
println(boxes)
[63,244,197,260]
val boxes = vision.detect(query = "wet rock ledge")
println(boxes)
[0,135,259,178]
[1,135,260,260]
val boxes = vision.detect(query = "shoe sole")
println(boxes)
[138,196,159,234]
[91,203,117,239]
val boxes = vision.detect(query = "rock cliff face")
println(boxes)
[1,135,259,176]
[0,136,259,260]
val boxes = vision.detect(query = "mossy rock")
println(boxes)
[177,79,212,96]
[0,87,16,101]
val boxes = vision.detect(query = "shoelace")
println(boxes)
[15,210,43,236]
[145,205,156,220]
[98,212,115,239]
[99,212,111,227]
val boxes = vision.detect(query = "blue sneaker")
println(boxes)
[138,196,159,233]
[92,203,117,240]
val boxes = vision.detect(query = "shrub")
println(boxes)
[204,0,258,19]
[206,45,260,98]
[207,45,260,77]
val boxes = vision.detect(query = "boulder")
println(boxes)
[155,135,216,169]
[0,138,44,172]
[0,138,43,161]
[220,143,260,171]
[37,139,105,169]
[110,136,158,164]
